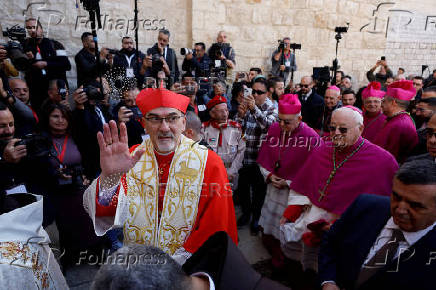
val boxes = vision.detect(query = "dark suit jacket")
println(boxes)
[75,48,111,87]
[319,194,436,290]
[146,44,179,85]
[183,231,289,290]
[298,90,324,129]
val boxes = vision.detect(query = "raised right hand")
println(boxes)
[97,120,145,178]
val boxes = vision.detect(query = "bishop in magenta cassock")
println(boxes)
[280,106,398,271]
[373,80,419,163]
[256,94,321,271]
[361,82,387,143]
[83,88,237,265]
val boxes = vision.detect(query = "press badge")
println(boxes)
[198,104,207,112]
[285,60,291,67]
[126,68,134,78]
[6,184,28,195]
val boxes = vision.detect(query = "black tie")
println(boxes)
[356,228,406,287]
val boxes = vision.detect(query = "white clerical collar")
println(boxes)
[387,217,436,246]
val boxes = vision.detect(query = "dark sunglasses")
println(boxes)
[301,84,310,88]
[252,89,266,95]
[425,128,436,138]
[328,126,348,134]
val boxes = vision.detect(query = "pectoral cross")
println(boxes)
[318,169,337,202]
[318,189,326,202]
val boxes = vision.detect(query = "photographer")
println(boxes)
[72,79,112,179]
[208,31,235,70]
[1,77,38,137]
[113,84,144,147]
[144,29,179,87]
[0,102,54,225]
[111,36,146,85]
[181,42,211,78]
[75,32,112,87]
[271,37,297,83]
[40,79,71,115]
[366,58,393,87]
[23,18,71,112]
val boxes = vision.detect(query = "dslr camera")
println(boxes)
[15,134,51,159]
[57,165,85,187]
[83,82,104,101]
[1,25,29,71]
[180,48,193,56]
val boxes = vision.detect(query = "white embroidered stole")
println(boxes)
[114,136,208,255]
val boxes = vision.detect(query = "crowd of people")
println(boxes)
[1,17,436,290]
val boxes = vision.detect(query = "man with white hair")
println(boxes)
[279,106,398,280]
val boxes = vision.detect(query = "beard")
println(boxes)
[155,132,177,152]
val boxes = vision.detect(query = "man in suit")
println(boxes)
[144,29,180,87]
[319,159,436,290]
[297,76,324,129]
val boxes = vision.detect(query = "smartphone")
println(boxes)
[381,56,386,61]
[243,87,252,98]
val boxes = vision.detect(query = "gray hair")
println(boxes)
[159,29,170,38]
[185,111,202,135]
[396,159,436,185]
[332,107,363,126]
[91,245,190,290]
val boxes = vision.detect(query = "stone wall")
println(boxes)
[0,0,435,88]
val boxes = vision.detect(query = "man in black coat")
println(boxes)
[297,76,324,129]
[75,32,111,88]
[23,18,71,112]
[144,29,180,87]
[111,36,146,86]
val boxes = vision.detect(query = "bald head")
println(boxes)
[300,76,313,95]
[217,31,227,43]
[9,79,30,104]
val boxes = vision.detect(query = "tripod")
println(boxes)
[331,31,342,85]
[79,0,104,94]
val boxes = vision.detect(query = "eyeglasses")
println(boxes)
[145,115,184,125]
[425,128,436,139]
[278,118,296,125]
[252,89,266,95]
[413,82,423,86]
[328,126,349,134]
[415,108,433,113]
[301,84,310,88]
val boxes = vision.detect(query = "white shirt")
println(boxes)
[363,217,436,265]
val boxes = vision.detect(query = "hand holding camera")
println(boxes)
[118,106,133,123]
[3,138,27,163]
[73,86,88,110]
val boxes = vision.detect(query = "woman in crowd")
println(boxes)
[40,103,104,268]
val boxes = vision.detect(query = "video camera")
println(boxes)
[56,164,85,187]
[1,25,29,71]
[335,26,348,33]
